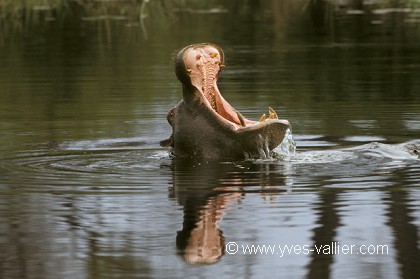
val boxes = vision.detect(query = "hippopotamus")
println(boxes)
[160,43,291,159]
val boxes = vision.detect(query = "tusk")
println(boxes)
[268,107,278,119]
[210,52,218,58]
[236,110,246,127]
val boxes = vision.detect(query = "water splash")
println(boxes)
[274,128,296,159]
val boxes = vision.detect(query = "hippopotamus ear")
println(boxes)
[160,135,174,147]
[160,107,176,147]
[174,46,190,86]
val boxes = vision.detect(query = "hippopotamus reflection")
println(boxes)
[160,43,291,159]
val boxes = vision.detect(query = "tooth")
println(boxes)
[187,68,192,74]
[236,110,246,127]
[259,114,266,122]
[268,107,278,119]
[210,52,218,58]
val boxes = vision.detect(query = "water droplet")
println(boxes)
[277,128,296,158]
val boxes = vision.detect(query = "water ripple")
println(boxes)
[0,138,171,193]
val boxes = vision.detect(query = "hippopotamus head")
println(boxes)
[160,43,291,160]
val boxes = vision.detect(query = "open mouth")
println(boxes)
[163,43,291,158]
[182,45,279,130]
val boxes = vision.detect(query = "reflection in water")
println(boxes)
[170,160,240,264]
[306,189,341,279]
[385,183,420,278]
[176,194,230,264]
[167,141,419,272]
[170,159,291,264]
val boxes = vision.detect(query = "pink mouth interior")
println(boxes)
[183,46,255,128]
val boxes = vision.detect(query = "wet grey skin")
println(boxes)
[160,43,291,160]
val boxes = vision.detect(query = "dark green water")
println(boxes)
[0,1,419,278]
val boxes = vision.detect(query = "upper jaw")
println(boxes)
[180,44,289,132]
